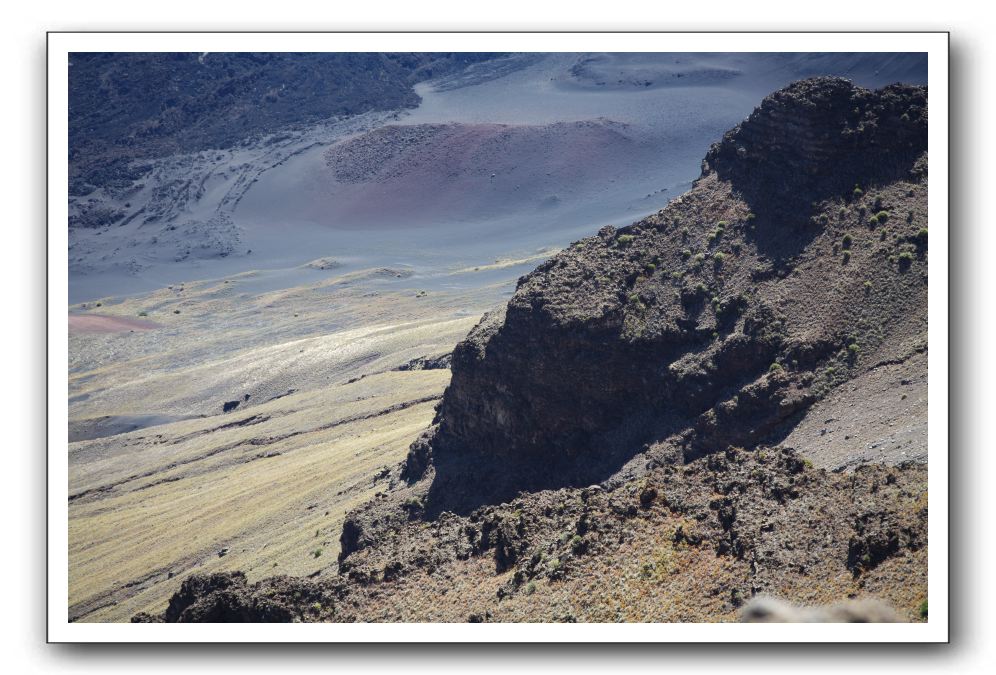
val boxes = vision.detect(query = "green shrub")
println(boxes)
[919,600,928,619]
[681,249,692,259]
[853,185,863,198]
[312,548,323,559]
[875,210,890,222]
[525,581,537,595]
[746,213,756,222]
[769,362,783,373]
[617,234,635,247]
[842,234,853,249]
[713,252,725,265]
[645,263,656,273]
[137,311,148,317]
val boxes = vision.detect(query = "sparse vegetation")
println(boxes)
[570,535,584,554]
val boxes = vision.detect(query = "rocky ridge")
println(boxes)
[139,77,930,623]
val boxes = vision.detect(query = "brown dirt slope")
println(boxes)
[142,77,929,623]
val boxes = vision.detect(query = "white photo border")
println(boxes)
[47,31,949,643]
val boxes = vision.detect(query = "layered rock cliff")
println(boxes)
[398,76,928,515]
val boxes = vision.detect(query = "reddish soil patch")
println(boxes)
[69,314,161,334]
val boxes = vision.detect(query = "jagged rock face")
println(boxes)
[411,78,929,509]
[702,77,927,210]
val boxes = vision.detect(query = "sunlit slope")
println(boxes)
[67,264,509,622]
[69,370,446,622]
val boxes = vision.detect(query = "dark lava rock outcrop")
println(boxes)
[146,77,930,623]
[148,445,927,623]
[132,572,340,623]
[397,77,928,513]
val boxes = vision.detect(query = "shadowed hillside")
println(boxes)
[69,52,502,197]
